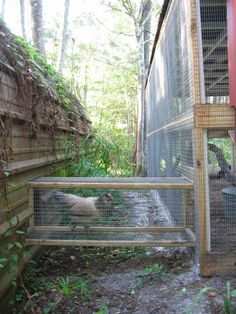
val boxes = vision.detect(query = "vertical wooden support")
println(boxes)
[190,0,211,275]
[227,0,236,161]
[194,129,211,274]
[183,190,193,228]
[227,0,236,108]
[28,188,34,232]
[231,143,236,174]
[190,0,205,104]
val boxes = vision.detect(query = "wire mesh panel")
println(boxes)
[145,0,195,235]
[145,0,236,274]
[199,0,229,103]
[207,131,236,253]
[146,1,194,133]
[27,177,194,247]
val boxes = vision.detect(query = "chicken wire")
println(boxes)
[145,0,235,273]
[207,131,236,254]
[145,0,195,233]
[199,0,229,103]
[27,178,194,246]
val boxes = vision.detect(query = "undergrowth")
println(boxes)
[58,127,135,178]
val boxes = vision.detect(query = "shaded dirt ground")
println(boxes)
[12,246,236,314]
[11,190,236,314]
[209,177,236,252]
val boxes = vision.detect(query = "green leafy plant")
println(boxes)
[141,263,165,281]
[0,229,30,274]
[224,281,236,314]
[58,277,72,297]
[0,257,8,269]
[93,304,109,314]
[186,287,211,314]
[0,160,10,177]
[15,36,74,109]
[76,277,92,300]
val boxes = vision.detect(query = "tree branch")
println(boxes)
[208,143,236,186]
[94,17,134,37]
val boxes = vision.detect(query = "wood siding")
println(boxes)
[0,59,91,300]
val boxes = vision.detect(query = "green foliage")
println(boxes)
[14,36,74,109]
[186,287,212,314]
[93,304,109,314]
[0,228,32,277]
[0,159,10,177]
[0,257,8,269]
[137,263,165,287]
[45,10,138,177]
[224,281,236,314]
[75,277,92,300]
[60,128,134,177]
[140,263,165,281]
[58,277,72,296]
[74,130,118,176]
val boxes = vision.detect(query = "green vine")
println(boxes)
[14,36,74,109]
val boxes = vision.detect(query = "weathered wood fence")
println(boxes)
[0,51,91,305]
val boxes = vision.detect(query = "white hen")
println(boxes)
[51,191,113,229]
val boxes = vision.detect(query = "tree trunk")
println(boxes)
[135,0,152,176]
[30,0,45,55]
[208,143,236,185]
[104,0,153,175]
[57,0,70,73]
[19,0,27,39]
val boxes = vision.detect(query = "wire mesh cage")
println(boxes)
[27,177,195,247]
[199,0,229,103]
[207,130,236,253]
[145,0,236,274]
[145,0,195,247]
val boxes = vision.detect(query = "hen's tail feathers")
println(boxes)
[40,190,65,203]
[41,190,57,203]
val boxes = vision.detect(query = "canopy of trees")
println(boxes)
[0,0,162,176]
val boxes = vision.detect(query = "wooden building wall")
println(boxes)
[0,58,91,303]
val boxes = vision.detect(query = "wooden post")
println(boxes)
[28,188,34,232]
[231,142,236,175]
[227,0,236,108]
[183,190,192,228]
[190,0,211,275]
[194,129,210,252]
[227,0,236,162]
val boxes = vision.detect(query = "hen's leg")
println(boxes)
[69,221,77,232]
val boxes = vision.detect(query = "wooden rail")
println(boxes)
[28,176,193,190]
[26,228,195,247]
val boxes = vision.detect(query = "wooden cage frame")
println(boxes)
[191,0,236,275]
[26,177,195,248]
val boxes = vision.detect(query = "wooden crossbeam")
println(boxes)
[30,226,187,233]
[26,239,195,247]
[194,104,234,129]
[28,177,193,190]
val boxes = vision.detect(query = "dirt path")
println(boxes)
[12,245,236,314]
